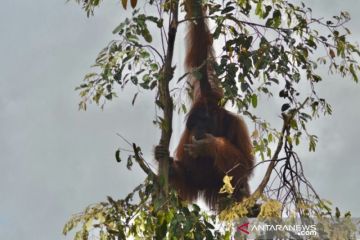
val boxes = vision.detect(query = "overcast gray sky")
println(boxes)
[0,0,359,239]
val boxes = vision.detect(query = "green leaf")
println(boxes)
[281,103,290,112]
[115,149,121,162]
[93,0,100,6]
[221,6,234,14]
[112,23,125,34]
[269,78,279,84]
[251,94,258,108]
[255,0,263,17]
[150,63,158,71]
[290,119,298,130]
[349,64,358,82]
[272,10,282,28]
[105,93,113,100]
[127,155,133,170]
[142,29,153,43]
[335,207,341,219]
[263,5,272,18]
[132,92,138,105]
[181,104,187,113]
[309,135,317,152]
[140,50,150,58]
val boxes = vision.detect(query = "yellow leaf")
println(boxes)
[219,175,234,194]
[121,0,127,9]
[85,219,93,231]
[252,129,259,139]
[96,212,106,224]
[258,199,282,218]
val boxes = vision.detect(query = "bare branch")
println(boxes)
[252,98,309,199]
[132,143,156,176]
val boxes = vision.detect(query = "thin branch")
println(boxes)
[132,143,156,176]
[116,133,132,146]
[252,98,309,199]
[226,157,287,175]
[116,133,156,176]
[133,43,165,64]
[177,15,213,25]
[178,15,294,32]
[252,117,287,198]
[155,0,167,57]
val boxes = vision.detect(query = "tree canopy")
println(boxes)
[64,0,359,239]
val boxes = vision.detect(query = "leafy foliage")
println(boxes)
[64,174,228,239]
[76,8,163,109]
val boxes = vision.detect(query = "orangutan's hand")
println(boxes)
[184,133,216,158]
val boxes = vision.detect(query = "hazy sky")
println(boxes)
[0,0,359,239]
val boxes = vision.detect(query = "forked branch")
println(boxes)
[252,98,309,199]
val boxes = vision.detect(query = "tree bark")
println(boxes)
[157,0,179,196]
